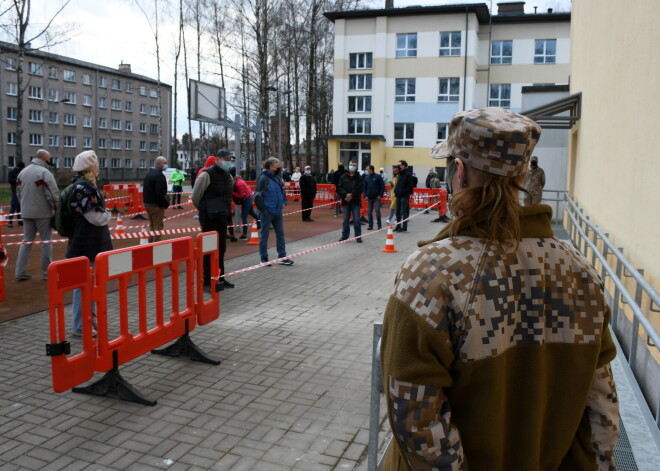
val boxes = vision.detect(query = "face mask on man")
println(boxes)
[276,167,283,175]
[220,161,233,171]
[531,161,538,168]
[349,165,356,172]
[162,165,168,171]
[304,170,311,175]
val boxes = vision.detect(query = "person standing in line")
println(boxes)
[326,169,335,184]
[522,155,546,205]
[291,167,302,182]
[332,162,346,217]
[192,153,235,291]
[7,161,25,228]
[232,174,259,240]
[299,165,317,222]
[215,150,238,242]
[381,107,618,471]
[425,168,434,188]
[168,166,186,209]
[379,167,388,185]
[364,165,384,230]
[66,151,113,337]
[14,149,58,281]
[393,160,414,232]
[143,156,169,243]
[337,161,364,243]
[255,157,293,265]
[386,166,399,224]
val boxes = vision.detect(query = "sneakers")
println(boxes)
[239,234,248,240]
[230,237,238,242]
[338,237,348,242]
[356,238,363,243]
[15,273,32,281]
[278,259,294,266]
[367,226,373,230]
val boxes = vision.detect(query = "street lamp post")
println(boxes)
[266,85,292,166]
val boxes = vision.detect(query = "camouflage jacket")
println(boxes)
[524,166,546,204]
[381,205,618,471]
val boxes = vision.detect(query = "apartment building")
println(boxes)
[323,2,570,177]
[0,41,172,182]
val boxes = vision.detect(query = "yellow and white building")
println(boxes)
[324,2,569,179]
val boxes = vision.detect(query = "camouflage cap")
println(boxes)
[430,107,541,177]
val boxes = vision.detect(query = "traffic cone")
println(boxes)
[381,224,398,253]
[0,207,6,227]
[115,215,125,235]
[140,228,149,245]
[246,222,259,245]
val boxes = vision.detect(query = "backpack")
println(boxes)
[55,183,76,238]
[253,175,269,211]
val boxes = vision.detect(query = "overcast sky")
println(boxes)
[23,0,571,137]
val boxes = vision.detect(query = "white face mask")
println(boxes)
[349,165,356,172]
[304,170,311,175]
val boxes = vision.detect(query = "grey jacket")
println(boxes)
[16,158,59,218]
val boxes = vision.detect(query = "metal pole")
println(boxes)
[256,118,262,166]
[277,89,282,164]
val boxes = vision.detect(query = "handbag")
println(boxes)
[204,196,227,217]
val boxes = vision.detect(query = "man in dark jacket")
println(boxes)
[7,161,25,227]
[299,165,317,222]
[332,162,346,216]
[394,160,414,232]
[364,165,384,230]
[143,156,169,242]
[337,161,364,242]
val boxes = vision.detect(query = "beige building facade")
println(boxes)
[324,2,569,180]
[0,41,172,182]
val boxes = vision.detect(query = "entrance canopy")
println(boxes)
[521,92,582,129]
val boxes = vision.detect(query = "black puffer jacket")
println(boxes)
[394,167,414,198]
[142,168,168,208]
[337,172,364,206]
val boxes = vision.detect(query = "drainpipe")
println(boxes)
[462,8,468,111]
[486,0,493,106]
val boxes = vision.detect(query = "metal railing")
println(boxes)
[540,188,567,224]
[564,194,660,428]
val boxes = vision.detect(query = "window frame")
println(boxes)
[436,123,449,143]
[99,138,108,149]
[63,91,76,104]
[395,78,416,103]
[48,66,58,79]
[111,119,121,130]
[534,39,557,64]
[394,122,415,147]
[7,82,18,96]
[29,133,44,146]
[28,62,43,76]
[111,158,121,169]
[439,31,462,56]
[347,96,372,113]
[396,33,418,58]
[438,77,460,103]
[7,107,17,121]
[491,40,513,65]
[28,86,43,100]
[111,139,121,150]
[64,113,76,126]
[29,109,43,123]
[83,137,92,149]
[63,69,76,82]
[347,118,372,135]
[348,74,372,91]
[348,52,373,70]
[64,136,76,148]
[489,83,512,108]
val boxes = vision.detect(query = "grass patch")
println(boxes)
[0,188,12,205]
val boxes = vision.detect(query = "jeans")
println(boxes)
[259,210,286,262]
[72,262,95,334]
[15,217,52,278]
[388,208,396,223]
[172,185,183,207]
[396,197,410,230]
[367,198,382,228]
[342,204,361,239]
[9,190,20,225]
[239,195,260,236]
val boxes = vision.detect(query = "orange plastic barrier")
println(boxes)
[314,184,336,205]
[195,232,220,326]
[381,185,392,205]
[103,184,135,212]
[0,229,5,302]
[128,185,146,217]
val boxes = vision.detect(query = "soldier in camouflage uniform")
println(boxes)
[522,155,546,205]
[381,108,618,471]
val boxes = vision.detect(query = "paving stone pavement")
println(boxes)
[0,210,447,471]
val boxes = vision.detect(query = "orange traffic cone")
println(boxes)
[246,222,259,245]
[381,224,397,253]
[139,228,149,245]
[0,206,6,227]
[115,214,125,235]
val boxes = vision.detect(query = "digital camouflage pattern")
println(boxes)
[523,165,546,205]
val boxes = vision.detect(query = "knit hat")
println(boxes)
[72,150,98,172]
[430,107,541,177]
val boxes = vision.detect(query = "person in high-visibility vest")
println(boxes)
[168,166,186,209]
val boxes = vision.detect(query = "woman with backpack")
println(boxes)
[232,175,260,240]
[66,150,113,337]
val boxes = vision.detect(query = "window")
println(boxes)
[150,106,159,116]
[491,40,513,65]
[63,91,76,104]
[125,158,133,168]
[140,141,147,151]
[534,39,556,64]
[99,97,107,108]
[438,77,460,102]
[439,31,461,56]
[29,109,43,123]
[48,89,59,102]
[28,86,43,99]
[347,118,371,134]
[83,95,91,107]
[49,112,58,124]
[111,99,121,110]
[150,142,158,152]
[49,135,59,147]
[7,82,17,96]
[63,69,75,82]
[28,62,43,75]
[83,137,92,149]
[99,117,107,129]
[112,79,121,90]
[125,140,132,151]
[99,77,107,88]
[64,113,76,126]
[64,157,74,168]
[489,83,511,108]
[348,96,372,113]
[139,159,146,168]
[48,66,58,79]
[111,119,121,130]
[7,107,17,121]
[8,132,16,145]
[394,123,414,147]
[111,158,121,168]
[139,123,147,133]
[111,139,121,150]
[150,124,158,134]
[150,88,158,98]
[395,78,416,102]
[6,58,16,70]
[126,83,133,93]
[29,134,43,146]
[349,53,372,69]
[99,158,107,168]
[83,116,92,128]
[139,85,147,96]
[396,33,417,58]
[348,74,372,91]
[437,123,449,142]
[125,101,132,112]
[64,136,76,147]
[83,73,92,85]
[99,138,107,149]
[139,104,147,114]
[125,121,133,131]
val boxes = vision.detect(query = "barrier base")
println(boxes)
[151,320,221,365]
[130,214,148,220]
[72,351,157,406]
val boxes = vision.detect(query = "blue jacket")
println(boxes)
[364,172,385,199]
[256,170,286,215]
